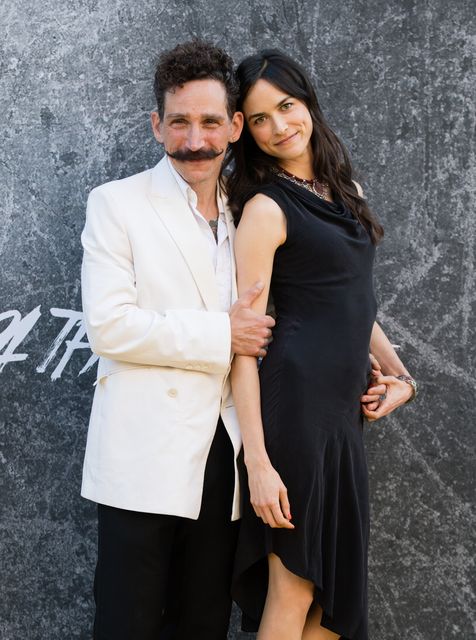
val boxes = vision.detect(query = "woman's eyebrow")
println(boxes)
[247,96,293,121]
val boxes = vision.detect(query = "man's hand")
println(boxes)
[360,353,386,411]
[362,375,414,421]
[369,353,382,378]
[229,282,275,357]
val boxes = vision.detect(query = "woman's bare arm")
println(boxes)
[232,194,294,529]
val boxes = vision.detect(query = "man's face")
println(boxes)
[151,79,243,188]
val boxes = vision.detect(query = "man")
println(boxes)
[81,40,274,639]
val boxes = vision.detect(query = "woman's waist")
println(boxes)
[264,328,372,378]
[273,310,376,337]
[274,291,377,322]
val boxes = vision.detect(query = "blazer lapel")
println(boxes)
[222,194,238,304]
[147,159,221,311]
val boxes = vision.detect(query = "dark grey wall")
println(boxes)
[1,1,474,638]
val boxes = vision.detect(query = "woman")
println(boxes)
[228,50,417,640]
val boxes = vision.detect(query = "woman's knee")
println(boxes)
[267,554,314,614]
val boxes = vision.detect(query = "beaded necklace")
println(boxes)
[274,166,330,201]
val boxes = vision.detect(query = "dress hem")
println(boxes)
[234,549,364,640]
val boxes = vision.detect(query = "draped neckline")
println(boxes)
[273,176,357,223]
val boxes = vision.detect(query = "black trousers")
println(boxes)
[93,419,239,640]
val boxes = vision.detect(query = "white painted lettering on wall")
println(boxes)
[0,306,98,380]
[0,307,42,372]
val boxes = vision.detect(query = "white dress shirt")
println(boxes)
[167,158,232,312]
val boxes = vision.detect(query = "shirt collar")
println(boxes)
[167,156,224,215]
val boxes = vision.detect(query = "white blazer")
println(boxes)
[80,157,242,520]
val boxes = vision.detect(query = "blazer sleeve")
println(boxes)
[80,185,231,374]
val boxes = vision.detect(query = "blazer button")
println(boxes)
[167,388,178,398]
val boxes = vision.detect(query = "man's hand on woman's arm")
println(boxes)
[229,282,275,357]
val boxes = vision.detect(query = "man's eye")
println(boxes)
[204,120,220,126]
[171,119,187,125]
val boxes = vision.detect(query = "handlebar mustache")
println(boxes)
[166,148,224,161]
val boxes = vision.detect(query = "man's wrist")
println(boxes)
[395,374,418,403]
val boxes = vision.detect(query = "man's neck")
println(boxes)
[193,181,219,222]
[167,158,220,222]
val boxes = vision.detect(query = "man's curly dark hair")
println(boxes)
[154,40,238,119]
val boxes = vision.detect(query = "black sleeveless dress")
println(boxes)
[232,177,377,640]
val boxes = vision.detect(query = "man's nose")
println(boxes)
[186,125,205,151]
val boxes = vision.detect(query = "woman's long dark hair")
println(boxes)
[226,50,384,243]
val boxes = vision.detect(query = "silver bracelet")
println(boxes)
[395,375,418,403]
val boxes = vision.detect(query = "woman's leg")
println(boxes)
[302,603,340,639]
[257,553,314,640]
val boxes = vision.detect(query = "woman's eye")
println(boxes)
[281,102,293,111]
[253,116,266,125]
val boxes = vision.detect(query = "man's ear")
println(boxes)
[230,111,244,143]
[150,111,163,143]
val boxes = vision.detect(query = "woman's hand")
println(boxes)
[362,375,414,422]
[246,461,294,529]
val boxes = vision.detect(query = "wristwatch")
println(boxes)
[395,375,418,403]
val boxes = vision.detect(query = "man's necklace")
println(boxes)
[274,166,330,201]
[198,197,219,242]
[208,216,218,241]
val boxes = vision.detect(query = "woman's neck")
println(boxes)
[278,151,314,181]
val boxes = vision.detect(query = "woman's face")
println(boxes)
[242,79,314,167]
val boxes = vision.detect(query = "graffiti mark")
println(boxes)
[0,306,98,380]
[0,306,42,372]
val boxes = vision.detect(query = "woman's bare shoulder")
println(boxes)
[242,192,284,219]
[238,193,287,244]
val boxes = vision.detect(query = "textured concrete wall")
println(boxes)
[1,0,474,638]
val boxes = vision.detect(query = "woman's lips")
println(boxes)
[275,131,298,146]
